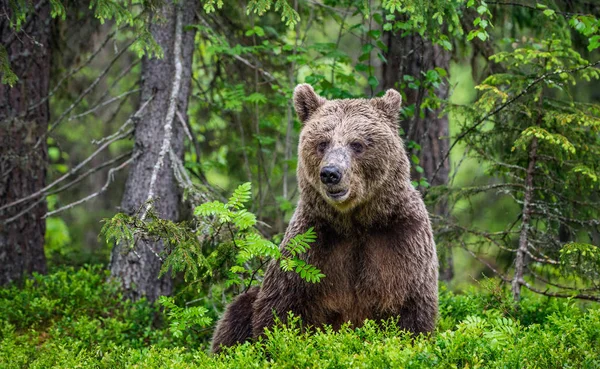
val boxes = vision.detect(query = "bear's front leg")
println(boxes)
[211,286,259,353]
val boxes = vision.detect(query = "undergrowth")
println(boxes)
[1,266,599,368]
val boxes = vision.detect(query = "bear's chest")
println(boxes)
[313,232,412,326]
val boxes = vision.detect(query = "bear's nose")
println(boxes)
[320,166,342,185]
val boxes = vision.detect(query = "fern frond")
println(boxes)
[195,201,232,223]
[284,227,316,257]
[238,233,279,263]
[228,182,252,209]
[233,209,257,230]
[291,259,325,283]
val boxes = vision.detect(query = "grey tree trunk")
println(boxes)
[109,0,196,302]
[382,33,453,281]
[0,1,51,284]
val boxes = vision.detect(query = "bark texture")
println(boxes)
[382,32,453,281]
[109,0,196,302]
[0,1,51,284]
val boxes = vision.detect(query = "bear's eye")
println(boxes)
[350,142,364,154]
[317,141,329,154]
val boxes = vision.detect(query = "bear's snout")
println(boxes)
[320,166,342,185]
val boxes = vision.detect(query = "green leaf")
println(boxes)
[368,75,379,88]
[588,35,600,51]
[228,182,252,209]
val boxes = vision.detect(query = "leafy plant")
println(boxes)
[101,183,323,323]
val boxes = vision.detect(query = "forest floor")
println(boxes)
[1,266,599,368]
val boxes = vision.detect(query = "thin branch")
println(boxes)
[68,88,141,122]
[27,21,133,112]
[0,127,133,213]
[243,259,268,293]
[43,153,139,218]
[521,280,600,302]
[2,151,132,224]
[176,110,208,184]
[33,38,136,149]
[3,0,48,47]
[89,60,141,108]
[528,268,599,292]
[486,1,591,17]
[512,116,540,301]
[0,97,152,212]
[195,11,279,85]
[459,241,512,283]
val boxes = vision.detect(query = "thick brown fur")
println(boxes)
[211,84,438,353]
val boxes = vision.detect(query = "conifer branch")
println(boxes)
[427,59,600,194]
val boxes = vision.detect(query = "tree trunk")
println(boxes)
[109,0,196,302]
[0,1,51,284]
[382,32,453,281]
[512,136,538,302]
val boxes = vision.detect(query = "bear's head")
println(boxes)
[294,84,411,215]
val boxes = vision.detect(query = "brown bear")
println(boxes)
[211,84,438,353]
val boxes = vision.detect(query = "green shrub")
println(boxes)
[1,267,599,368]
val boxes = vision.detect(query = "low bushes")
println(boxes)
[1,266,598,368]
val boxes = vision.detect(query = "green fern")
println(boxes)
[158,296,212,339]
[232,209,257,230]
[238,233,279,264]
[285,227,317,257]
[227,182,252,209]
[291,259,326,283]
[195,200,232,223]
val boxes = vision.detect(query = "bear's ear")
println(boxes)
[371,89,402,125]
[294,84,326,123]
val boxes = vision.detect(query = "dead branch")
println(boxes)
[33,38,136,149]
[0,97,152,213]
[43,152,139,218]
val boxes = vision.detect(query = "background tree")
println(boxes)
[0,0,51,284]
[437,1,600,301]
[109,0,198,302]
[382,27,452,281]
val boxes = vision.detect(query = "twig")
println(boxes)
[89,60,141,108]
[27,21,134,112]
[2,151,132,224]
[521,280,600,302]
[0,98,152,212]
[177,110,209,184]
[460,241,511,283]
[68,88,141,122]
[91,96,153,145]
[244,259,268,293]
[33,39,136,149]
[3,0,48,47]
[0,127,133,213]
[486,2,591,17]
[43,153,139,218]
